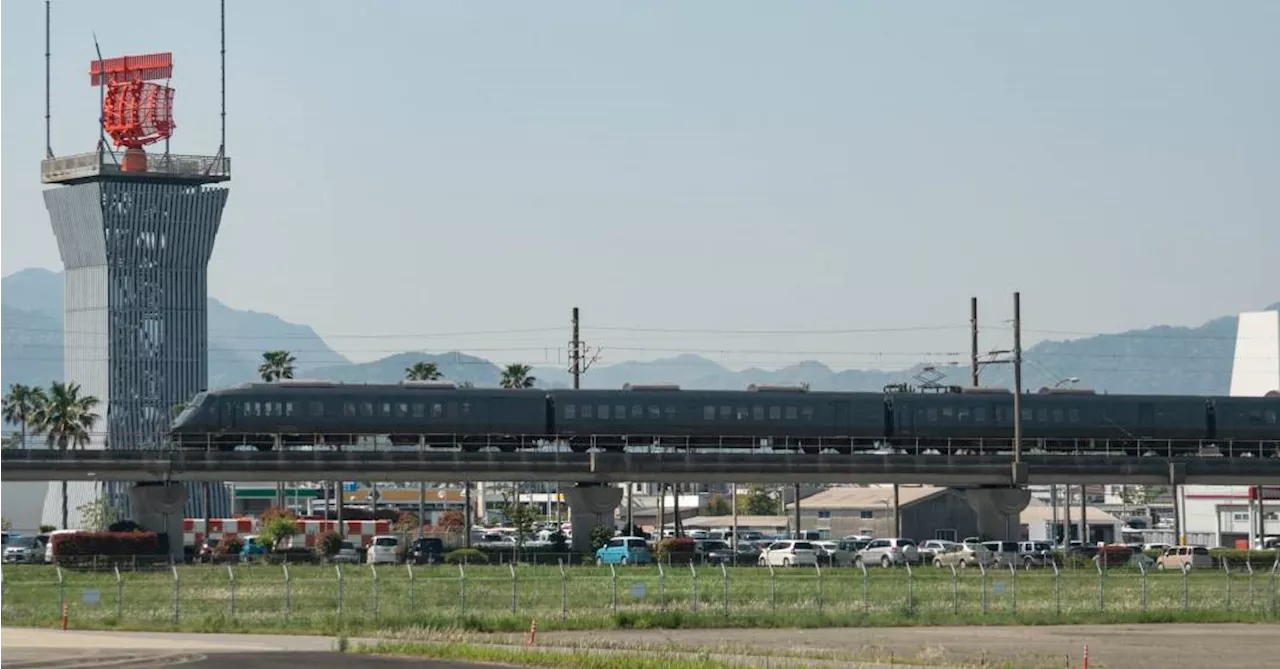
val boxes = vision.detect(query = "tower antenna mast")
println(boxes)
[219,0,226,158]
[45,0,53,158]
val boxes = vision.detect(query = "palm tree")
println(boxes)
[258,350,296,382]
[30,381,101,528]
[499,364,536,389]
[404,361,442,381]
[2,384,47,450]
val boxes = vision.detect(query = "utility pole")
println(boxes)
[568,307,599,389]
[1012,291,1023,465]
[970,297,980,387]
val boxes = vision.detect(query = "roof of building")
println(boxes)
[1020,500,1123,526]
[786,485,950,511]
[681,515,790,529]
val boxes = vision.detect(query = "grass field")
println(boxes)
[3,563,1277,634]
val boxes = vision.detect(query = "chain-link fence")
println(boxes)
[3,560,1277,631]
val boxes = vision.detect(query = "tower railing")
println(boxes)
[41,151,231,184]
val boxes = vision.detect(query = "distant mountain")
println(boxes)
[1,268,349,391]
[4,265,1274,396]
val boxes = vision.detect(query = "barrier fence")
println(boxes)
[3,560,1277,630]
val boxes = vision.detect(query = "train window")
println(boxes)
[942,406,953,418]
[720,405,731,419]
[242,402,252,416]
[753,406,764,420]
[801,406,814,421]
[582,405,594,419]
[1069,408,1080,422]
[395,403,408,417]
[263,402,274,417]
[308,401,324,417]
[1267,410,1277,424]
[994,406,1005,423]
[1036,409,1048,423]
[664,405,676,420]
[737,407,749,420]
[377,403,389,417]
[1248,410,1263,424]
[974,407,986,423]
[431,403,444,419]
[649,405,661,419]
[598,405,610,419]
[564,404,576,420]
[785,406,797,420]
[632,405,643,418]
[926,408,937,422]
[343,402,356,417]
[412,403,425,418]
[446,403,458,419]
[360,402,373,418]
[285,402,295,417]
[1021,409,1032,422]
[615,405,626,419]
[957,407,970,421]
[769,406,781,420]
[704,406,716,420]
[460,402,470,415]
[1052,409,1064,423]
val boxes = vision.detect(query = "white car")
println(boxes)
[757,540,819,567]
[366,535,402,564]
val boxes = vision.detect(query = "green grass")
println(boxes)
[2,563,1277,635]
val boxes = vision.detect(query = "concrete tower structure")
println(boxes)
[1229,310,1280,397]
[39,47,232,526]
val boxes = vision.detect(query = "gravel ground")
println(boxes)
[533,623,1280,668]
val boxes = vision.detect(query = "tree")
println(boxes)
[3,383,47,450]
[258,350,296,382]
[393,511,421,539]
[458,381,475,389]
[589,525,617,552]
[706,494,732,516]
[405,361,443,381]
[1,517,11,531]
[738,485,778,516]
[503,500,540,549]
[30,381,101,529]
[77,498,124,531]
[499,364,536,389]
[257,507,300,551]
[437,509,466,533]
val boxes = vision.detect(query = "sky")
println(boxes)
[2,1,1278,372]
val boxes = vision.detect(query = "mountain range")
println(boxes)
[3,267,1275,396]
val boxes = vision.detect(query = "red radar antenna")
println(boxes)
[89,52,176,172]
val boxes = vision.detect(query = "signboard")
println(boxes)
[82,589,100,605]
[342,482,358,493]
[630,582,647,598]
[992,581,1006,595]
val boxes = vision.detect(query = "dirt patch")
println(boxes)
[533,623,1280,668]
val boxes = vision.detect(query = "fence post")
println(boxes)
[1270,557,1278,614]
[509,563,517,614]
[767,563,777,613]
[1181,562,1190,611]
[1052,559,1061,616]
[609,563,618,614]
[114,565,123,620]
[657,562,666,610]
[283,564,291,620]
[557,559,567,622]
[690,562,698,612]
[950,563,959,614]
[1008,562,1017,616]
[171,566,180,627]
[226,565,236,619]
[1222,557,1231,611]
[859,560,869,614]
[904,560,914,616]
[1245,559,1254,611]
[815,561,824,614]
[56,566,65,620]
[1137,559,1147,612]
[458,563,467,614]
[371,562,380,620]
[720,562,730,614]
[406,562,415,612]
[979,561,988,615]
[1095,558,1104,612]
[335,564,344,628]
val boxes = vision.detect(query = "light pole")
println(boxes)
[1053,377,1080,389]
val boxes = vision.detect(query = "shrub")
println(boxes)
[108,520,144,533]
[444,548,488,564]
[50,531,160,557]
[589,525,616,552]
[1209,549,1279,568]
[259,506,297,524]
[258,515,301,550]
[548,531,568,553]
[39,524,56,534]
[437,510,466,532]
[213,535,244,556]
[656,537,697,562]
[315,530,343,557]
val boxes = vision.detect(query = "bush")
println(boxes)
[39,524,57,533]
[444,548,488,564]
[50,531,160,557]
[1209,549,1279,568]
[315,530,343,557]
[213,536,244,556]
[589,525,616,552]
[437,510,466,532]
[656,537,697,562]
[108,520,144,533]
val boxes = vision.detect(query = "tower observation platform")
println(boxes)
[41,150,230,186]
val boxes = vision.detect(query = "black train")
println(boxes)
[170,380,1280,455]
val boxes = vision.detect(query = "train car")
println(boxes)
[1213,395,1280,454]
[170,381,548,451]
[889,387,1015,451]
[547,384,886,453]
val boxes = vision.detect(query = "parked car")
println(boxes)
[694,540,736,565]
[596,536,652,565]
[3,536,39,564]
[981,541,1021,567]
[333,540,362,564]
[1155,546,1213,571]
[856,538,921,567]
[1017,541,1053,568]
[932,542,994,569]
[408,537,446,564]
[918,539,959,562]
[1093,544,1136,568]
[238,535,267,562]
[757,541,819,567]
[366,535,402,564]
[812,540,856,566]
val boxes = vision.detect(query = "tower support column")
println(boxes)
[563,483,623,553]
[965,487,1032,542]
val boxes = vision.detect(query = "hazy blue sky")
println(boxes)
[3,1,1277,371]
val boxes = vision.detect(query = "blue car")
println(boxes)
[595,536,652,565]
